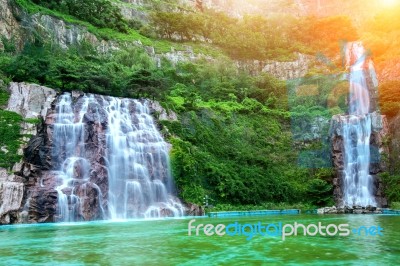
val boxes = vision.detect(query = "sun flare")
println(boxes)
[382,0,398,7]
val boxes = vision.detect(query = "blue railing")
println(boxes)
[207,209,300,218]
[382,209,400,215]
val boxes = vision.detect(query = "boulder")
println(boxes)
[184,202,204,216]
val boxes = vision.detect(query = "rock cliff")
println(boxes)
[0,82,56,224]
[237,53,311,80]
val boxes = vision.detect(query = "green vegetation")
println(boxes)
[379,81,400,117]
[0,110,23,169]
[12,0,201,54]
[361,5,400,62]
[0,80,10,107]
[14,0,360,62]
[159,59,339,206]
[293,16,358,58]
[391,202,400,210]
[0,91,9,107]
[0,35,337,206]
[30,0,128,32]
[0,41,170,98]
[150,10,358,61]
[306,178,334,207]
[380,173,400,204]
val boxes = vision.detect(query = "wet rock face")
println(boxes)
[43,93,109,222]
[28,187,58,223]
[330,112,389,207]
[74,182,104,221]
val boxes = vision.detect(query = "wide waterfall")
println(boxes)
[340,41,377,207]
[105,97,182,219]
[51,93,183,221]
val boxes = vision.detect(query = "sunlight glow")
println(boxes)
[382,0,398,7]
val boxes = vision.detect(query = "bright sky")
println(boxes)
[382,0,398,7]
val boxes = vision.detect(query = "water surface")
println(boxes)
[0,214,399,265]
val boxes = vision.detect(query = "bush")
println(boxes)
[380,173,400,203]
[391,202,400,210]
[306,179,334,207]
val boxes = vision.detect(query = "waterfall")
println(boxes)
[341,42,376,207]
[104,96,183,219]
[52,93,183,221]
[53,94,91,222]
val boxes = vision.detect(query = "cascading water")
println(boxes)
[340,41,377,207]
[51,93,183,221]
[104,97,183,219]
[52,94,92,222]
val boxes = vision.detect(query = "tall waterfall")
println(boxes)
[341,42,377,207]
[53,94,91,222]
[52,93,183,221]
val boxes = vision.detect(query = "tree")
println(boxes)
[126,69,167,99]
[307,179,333,207]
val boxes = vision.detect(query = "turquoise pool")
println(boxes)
[0,214,399,265]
